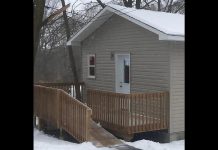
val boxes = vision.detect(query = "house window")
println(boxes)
[88,54,95,78]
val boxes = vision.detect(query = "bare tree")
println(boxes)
[60,0,81,100]
[34,0,70,63]
[119,0,184,13]
[34,0,46,63]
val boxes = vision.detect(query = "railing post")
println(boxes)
[86,109,92,141]
[38,118,47,131]
[33,116,36,128]
[37,117,41,130]
[59,128,64,140]
[166,92,170,128]
[57,90,61,128]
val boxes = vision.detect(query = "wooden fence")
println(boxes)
[34,85,92,142]
[35,82,85,100]
[87,89,169,134]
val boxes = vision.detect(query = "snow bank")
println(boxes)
[124,139,184,150]
[34,128,112,150]
[34,128,184,150]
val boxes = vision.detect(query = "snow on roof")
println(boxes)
[107,4,184,36]
[67,4,184,45]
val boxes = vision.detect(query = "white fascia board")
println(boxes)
[159,33,184,41]
[67,8,113,45]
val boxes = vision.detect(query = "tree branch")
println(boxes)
[42,3,70,27]
[163,0,169,11]
[174,2,184,13]
[96,0,105,8]
[141,0,156,9]
[167,0,174,12]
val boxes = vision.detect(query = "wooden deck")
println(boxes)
[87,89,169,136]
[34,83,169,147]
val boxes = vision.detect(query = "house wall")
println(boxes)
[81,14,170,95]
[169,41,184,141]
[80,14,184,142]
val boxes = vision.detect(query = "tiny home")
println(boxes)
[67,4,184,142]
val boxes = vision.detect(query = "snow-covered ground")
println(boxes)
[34,128,111,150]
[34,128,184,150]
[124,139,184,150]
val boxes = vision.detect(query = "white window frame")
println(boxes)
[87,54,96,78]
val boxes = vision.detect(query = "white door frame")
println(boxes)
[115,53,130,94]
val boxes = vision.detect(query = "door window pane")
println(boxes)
[124,59,129,83]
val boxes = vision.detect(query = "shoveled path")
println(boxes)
[88,120,142,150]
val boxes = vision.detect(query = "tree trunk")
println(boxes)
[123,0,133,7]
[123,0,128,7]
[128,0,133,7]
[60,0,81,101]
[136,0,141,9]
[34,0,46,63]
[158,0,161,11]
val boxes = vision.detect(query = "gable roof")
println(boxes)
[67,4,184,46]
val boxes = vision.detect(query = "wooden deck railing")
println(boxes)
[35,82,85,100]
[34,85,92,142]
[87,89,169,134]
[34,85,60,128]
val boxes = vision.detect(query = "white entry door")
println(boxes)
[115,54,130,94]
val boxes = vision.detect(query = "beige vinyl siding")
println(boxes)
[169,41,184,133]
[81,14,170,93]
[80,14,184,138]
